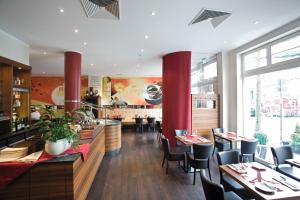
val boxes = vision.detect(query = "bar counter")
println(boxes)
[0,124,105,200]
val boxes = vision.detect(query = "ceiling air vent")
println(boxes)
[90,0,117,7]
[81,0,120,20]
[189,8,231,28]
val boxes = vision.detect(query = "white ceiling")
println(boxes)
[0,0,300,76]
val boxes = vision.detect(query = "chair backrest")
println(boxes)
[200,170,225,200]
[212,128,224,134]
[193,143,213,159]
[135,118,143,124]
[241,140,258,155]
[147,117,156,124]
[212,128,224,143]
[271,145,294,166]
[174,129,188,136]
[161,137,171,158]
[217,150,240,165]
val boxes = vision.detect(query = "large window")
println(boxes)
[242,32,300,163]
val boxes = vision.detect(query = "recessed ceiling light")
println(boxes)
[151,11,156,16]
[90,63,94,66]
[223,40,228,44]
[141,49,144,53]
[43,51,47,55]
[144,35,149,39]
[42,72,46,74]
[18,67,22,70]
[83,42,87,46]
[74,29,79,33]
[254,21,259,25]
[59,8,64,13]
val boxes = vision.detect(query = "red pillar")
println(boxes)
[162,51,191,147]
[64,52,81,112]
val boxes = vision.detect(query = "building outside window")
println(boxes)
[241,31,300,163]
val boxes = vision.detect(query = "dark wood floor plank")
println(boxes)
[87,130,219,200]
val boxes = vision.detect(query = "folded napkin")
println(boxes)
[227,164,247,174]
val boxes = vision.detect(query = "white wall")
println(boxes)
[220,17,300,133]
[0,29,29,65]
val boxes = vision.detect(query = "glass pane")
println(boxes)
[191,70,200,85]
[244,49,267,71]
[203,62,217,80]
[271,35,300,64]
[199,84,215,95]
[243,67,300,163]
[191,87,198,94]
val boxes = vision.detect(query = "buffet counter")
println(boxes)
[0,124,105,200]
[102,119,122,156]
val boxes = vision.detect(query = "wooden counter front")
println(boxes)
[0,125,105,200]
[105,121,121,155]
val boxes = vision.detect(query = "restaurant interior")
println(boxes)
[1,0,300,200]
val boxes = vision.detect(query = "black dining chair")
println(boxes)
[212,128,231,155]
[217,150,253,199]
[200,170,242,200]
[147,117,156,132]
[156,121,162,141]
[161,137,185,174]
[240,140,258,162]
[135,117,144,133]
[187,143,213,184]
[271,145,300,182]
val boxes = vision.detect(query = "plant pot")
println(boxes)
[45,138,71,155]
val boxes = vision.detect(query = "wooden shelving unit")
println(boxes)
[0,56,32,134]
[191,94,219,140]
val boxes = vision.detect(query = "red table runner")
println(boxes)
[0,144,90,187]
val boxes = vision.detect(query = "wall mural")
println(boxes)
[109,77,162,106]
[31,76,88,105]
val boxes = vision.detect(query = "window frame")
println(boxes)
[242,31,300,79]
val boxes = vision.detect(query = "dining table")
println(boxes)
[285,159,300,168]
[220,162,300,200]
[214,132,249,149]
[175,134,212,146]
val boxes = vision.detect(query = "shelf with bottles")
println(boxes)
[12,110,30,132]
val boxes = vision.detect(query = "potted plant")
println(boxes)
[291,123,300,154]
[37,107,79,155]
[254,131,268,159]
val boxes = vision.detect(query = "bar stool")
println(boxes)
[147,117,156,132]
[135,118,144,133]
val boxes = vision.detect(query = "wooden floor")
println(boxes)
[87,130,220,200]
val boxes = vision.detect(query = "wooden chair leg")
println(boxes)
[162,156,165,167]
[193,168,196,185]
[208,161,212,180]
[166,161,169,174]
[212,146,216,156]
